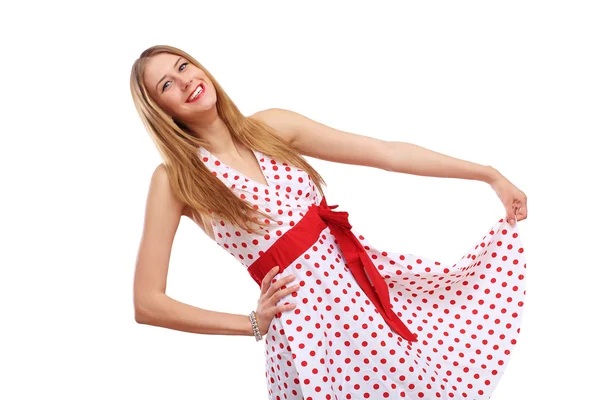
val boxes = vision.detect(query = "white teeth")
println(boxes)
[189,85,203,101]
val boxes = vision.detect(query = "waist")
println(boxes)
[247,202,327,285]
[246,196,418,342]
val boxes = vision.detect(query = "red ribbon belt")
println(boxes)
[247,196,417,342]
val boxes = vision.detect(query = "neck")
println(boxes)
[183,109,241,156]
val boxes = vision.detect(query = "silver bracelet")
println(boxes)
[249,311,263,342]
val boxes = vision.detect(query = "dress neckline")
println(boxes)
[198,145,271,189]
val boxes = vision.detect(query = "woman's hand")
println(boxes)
[256,266,300,336]
[489,171,528,226]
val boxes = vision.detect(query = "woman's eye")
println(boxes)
[162,62,189,92]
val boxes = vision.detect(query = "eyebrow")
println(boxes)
[155,56,183,92]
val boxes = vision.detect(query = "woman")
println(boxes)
[130,44,528,399]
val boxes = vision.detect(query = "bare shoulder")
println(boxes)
[248,108,303,146]
[149,163,186,216]
[151,163,175,195]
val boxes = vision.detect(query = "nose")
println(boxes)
[180,77,192,91]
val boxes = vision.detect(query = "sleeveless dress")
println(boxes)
[198,146,526,400]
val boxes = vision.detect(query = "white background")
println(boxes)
[2,1,598,399]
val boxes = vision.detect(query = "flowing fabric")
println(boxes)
[198,145,526,400]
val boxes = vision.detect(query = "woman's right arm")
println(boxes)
[133,164,253,336]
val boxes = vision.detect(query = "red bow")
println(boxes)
[313,197,417,342]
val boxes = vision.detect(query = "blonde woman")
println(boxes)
[130,44,528,399]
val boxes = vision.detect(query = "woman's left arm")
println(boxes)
[251,108,528,225]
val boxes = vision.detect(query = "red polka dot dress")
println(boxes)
[198,146,526,400]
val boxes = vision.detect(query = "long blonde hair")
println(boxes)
[130,45,326,233]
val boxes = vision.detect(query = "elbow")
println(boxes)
[133,294,156,325]
[134,303,150,324]
[134,308,149,324]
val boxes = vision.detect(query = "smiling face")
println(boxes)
[142,52,217,125]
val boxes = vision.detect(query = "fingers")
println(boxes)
[270,280,300,303]
[261,266,280,295]
[513,193,528,222]
[518,193,528,220]
[277,302,298,313]
[267,274,296,299]
[505,205,517,226]
[516,204,528,221]
[260,266,296,297]
[258,265,300,324]
[507,203,528,225]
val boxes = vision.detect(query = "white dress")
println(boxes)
[198,146,526,400]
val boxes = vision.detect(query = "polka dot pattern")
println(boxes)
[198,146,526,399]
